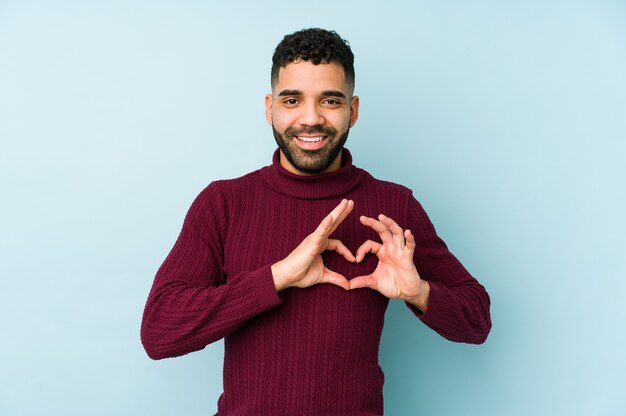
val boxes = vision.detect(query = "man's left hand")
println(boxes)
[350,214,430,312]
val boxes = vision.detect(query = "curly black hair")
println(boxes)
[271,28,355,91]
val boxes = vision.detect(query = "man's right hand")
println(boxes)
[271,199,356,291]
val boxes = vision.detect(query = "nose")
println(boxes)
[298,102,325,126]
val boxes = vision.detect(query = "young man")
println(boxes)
[141,28,491,415]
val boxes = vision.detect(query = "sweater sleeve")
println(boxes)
[140,184,283,360]
[405,193,492,344]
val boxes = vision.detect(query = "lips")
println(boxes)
[292,135,329,150]
[284,126,336,151]
[295,135,326,143]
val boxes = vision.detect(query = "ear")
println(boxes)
[349,95,360,127]
[265,94,273,125]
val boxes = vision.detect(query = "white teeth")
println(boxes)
[296,136,324,143]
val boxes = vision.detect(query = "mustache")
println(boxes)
[284,125,337,138]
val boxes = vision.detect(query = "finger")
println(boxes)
[312,216,334,243]
[360,215,393,245]
[405,229,416,253]
[315,199,348,237]
[327,239,356,262]
[321,267,350,290]
[349,274,376,290]
[379,214,405,245]
[355,239,382,262]
[328,199,354,235]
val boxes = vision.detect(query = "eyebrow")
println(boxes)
[321,90,347,99]
[278,89,302,97]
[277,89,347,99]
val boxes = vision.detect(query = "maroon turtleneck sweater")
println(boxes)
[141,149,491,415]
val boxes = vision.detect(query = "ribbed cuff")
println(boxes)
[249,264,283,313]
[405,280,444,322]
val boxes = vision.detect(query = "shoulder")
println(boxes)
[356,168,432,227]
[184,168,265,232]
[358,168,414,201]
[196,167,265,202]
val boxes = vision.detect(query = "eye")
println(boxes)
[283,98,299,105]
[322,98,341,106]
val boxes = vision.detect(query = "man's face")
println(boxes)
[265,61,359,175]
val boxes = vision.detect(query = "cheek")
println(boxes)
[270,109,290,129]
[328,111,352,130]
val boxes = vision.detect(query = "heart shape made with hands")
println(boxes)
[272,199,427,306]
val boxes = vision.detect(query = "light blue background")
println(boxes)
[1,1,625,415]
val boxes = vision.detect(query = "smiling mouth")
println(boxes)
[295,136,327,143]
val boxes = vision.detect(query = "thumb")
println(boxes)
[349,274,376,291]
[321,267,350,290]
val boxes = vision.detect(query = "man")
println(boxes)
[141,28,491,415]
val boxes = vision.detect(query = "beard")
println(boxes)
[272,123,350,175]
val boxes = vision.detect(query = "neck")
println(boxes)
[262,148,365,199]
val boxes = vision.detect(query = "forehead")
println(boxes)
[274,61,349,94]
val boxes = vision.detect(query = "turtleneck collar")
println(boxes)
[260,148,366,199]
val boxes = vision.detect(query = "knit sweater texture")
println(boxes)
[141,149,491,415]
